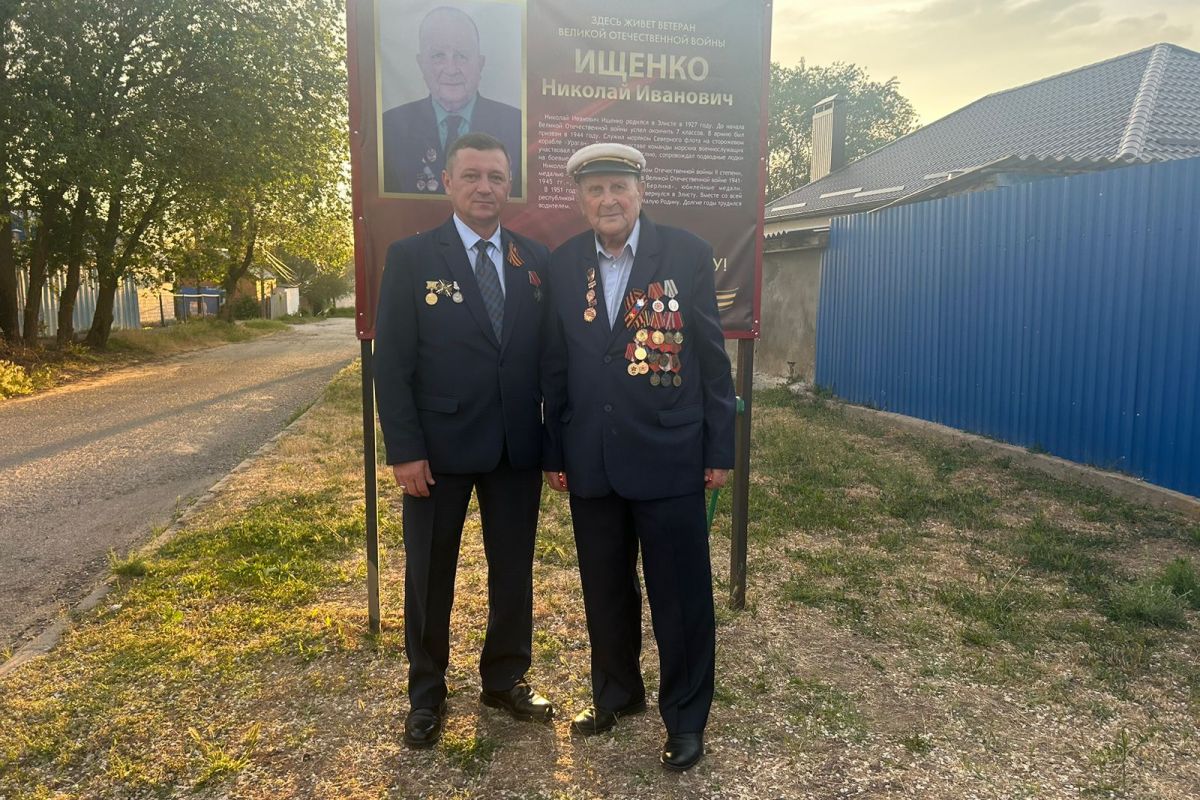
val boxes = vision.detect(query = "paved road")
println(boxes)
[0,318,358,652]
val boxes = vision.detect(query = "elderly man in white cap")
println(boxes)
[540,142,736,771]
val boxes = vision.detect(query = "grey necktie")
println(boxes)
[445,114,463,148]
[474,240,504,340]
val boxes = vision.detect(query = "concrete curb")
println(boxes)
[0,391,334,679]
[819,392,1200,520]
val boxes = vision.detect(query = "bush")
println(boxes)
[0,359,34,398]
[228,295,263,320]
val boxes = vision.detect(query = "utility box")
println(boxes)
[270,286,300,318]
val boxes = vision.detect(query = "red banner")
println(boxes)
[349,0,772,339]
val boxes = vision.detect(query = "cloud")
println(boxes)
[771,0,1199,121]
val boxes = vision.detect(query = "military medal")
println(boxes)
[528,270,542,302]
[508,241,525,267]
[651,330,666,346]
[417,180,427,191]
[664,279,680,312]
[627,362,639,376]
[634,346,647,360]
[583,266,598,323]
[427,179,438,192]
[622,289,647,328]
[425,148,437,162]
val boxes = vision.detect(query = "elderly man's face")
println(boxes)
[443,147,511,233]
[578,174,643,248]
[416,13,484,112]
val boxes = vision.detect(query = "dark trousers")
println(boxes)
[401,454,542,709]
[569,491,715,734]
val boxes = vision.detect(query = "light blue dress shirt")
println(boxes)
[454,214,505,295]
[434,96,477,149]
[596,219,641,329]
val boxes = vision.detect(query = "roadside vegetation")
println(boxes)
[1,373,1197,798]
[0,318,297,399]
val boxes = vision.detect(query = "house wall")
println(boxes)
[747,247,824,382]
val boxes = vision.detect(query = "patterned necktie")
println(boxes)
[474,240,504,341]
[444,114,463,148]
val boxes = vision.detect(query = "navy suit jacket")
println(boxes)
[375,216,548,473]
[541,213,736,500]
[381,95,523,197]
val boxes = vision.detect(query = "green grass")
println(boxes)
[440,731,500,775]
[107,318,284,355]
[1106,581,1188,628]
[1156,557,1200,609]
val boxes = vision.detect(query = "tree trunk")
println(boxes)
[21,190,62,346]
[0,182,17,342]
[218,207,258,322]
[55,187,92,346]
[84,190,123,349]
[85,187,164,348]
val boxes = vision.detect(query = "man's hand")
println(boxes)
[543,471,569,492]
[393,460,435,497]
[704,468,729,490]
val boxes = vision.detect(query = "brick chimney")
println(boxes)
[810,95,846,182]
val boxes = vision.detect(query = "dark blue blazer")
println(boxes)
[375,216,548,473]
[541,213,736,500]
[381,95,523,197]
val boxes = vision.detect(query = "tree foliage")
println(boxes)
[1,0,350,346]
[768,60,920,202]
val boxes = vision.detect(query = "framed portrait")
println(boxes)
[376,0,527,199]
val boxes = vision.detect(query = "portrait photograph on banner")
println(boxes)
[376,0,527,199]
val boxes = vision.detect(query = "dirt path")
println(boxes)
[0,318,358,652]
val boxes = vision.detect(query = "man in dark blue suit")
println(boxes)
[541,143,737,771]
[381,6,522,197]
[374,132,552,749]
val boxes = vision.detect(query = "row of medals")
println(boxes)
[425,279,463,305]
[627,280,684,388]
[628,327,685,387]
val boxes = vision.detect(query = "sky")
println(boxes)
[771,0,1200,123]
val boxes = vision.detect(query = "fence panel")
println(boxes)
[817,157,1200,497]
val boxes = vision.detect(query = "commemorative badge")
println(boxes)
[528,270,542,302]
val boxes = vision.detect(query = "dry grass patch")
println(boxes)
[2,378,1199,798]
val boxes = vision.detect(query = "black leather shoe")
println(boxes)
[480,681,554,722]
[569,698,648,735]
[661,732,704,771]
[403,702,447,749]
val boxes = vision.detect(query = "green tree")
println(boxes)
[768,60,919,201]
[163,0,350,323]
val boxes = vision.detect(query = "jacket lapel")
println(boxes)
[436,217,500,349]
[499,230,528,355]
[605,213,662,351]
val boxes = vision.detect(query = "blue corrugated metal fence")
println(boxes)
[816,157,1200,497]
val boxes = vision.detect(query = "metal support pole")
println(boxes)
[730,339,755,610]
[360,338,381,633]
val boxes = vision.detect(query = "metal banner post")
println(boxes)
[730,339,755,610]
[360,338,381,633]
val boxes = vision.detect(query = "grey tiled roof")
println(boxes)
[766,43,1200,221]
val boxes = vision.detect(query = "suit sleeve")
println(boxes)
[691,240,736,469]
[540,256,569,472]
[374,240,427,464]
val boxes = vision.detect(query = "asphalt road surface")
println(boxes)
[0,318,358,653]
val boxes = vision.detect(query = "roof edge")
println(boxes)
[1117,43,1173,159]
